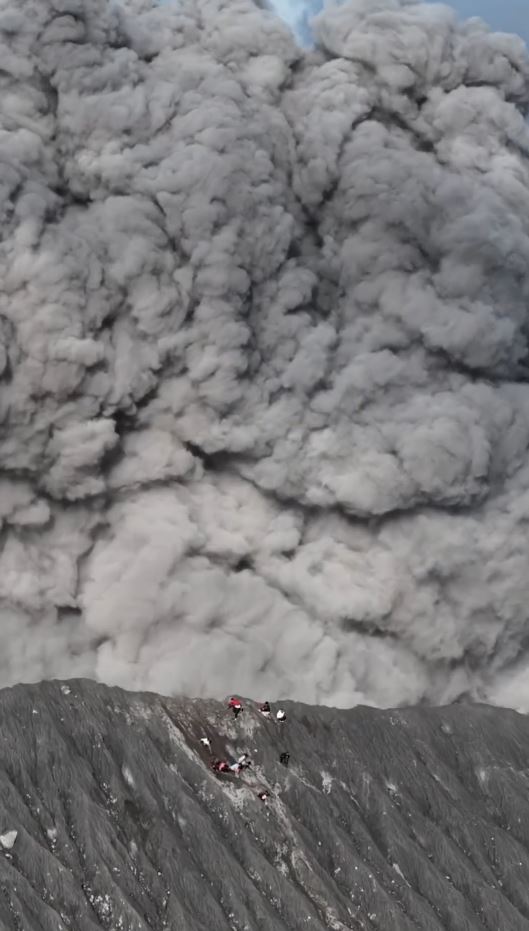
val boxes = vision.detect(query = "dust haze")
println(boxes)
[1,0,529,709]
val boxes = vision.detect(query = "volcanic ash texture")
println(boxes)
[2,680,529,930]
[1,0,529,707]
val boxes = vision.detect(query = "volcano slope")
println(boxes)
[0,682,529,930]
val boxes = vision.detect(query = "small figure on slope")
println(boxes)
[200,737,211,751]
[237,753,252,769]
[211,759,230,774]
[279,752,290,766]
[228,752,252,774]
[258,701,271,718]
[228,697,243,719]
[276,709,286,723]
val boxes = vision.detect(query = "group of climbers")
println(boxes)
[199,697,290,801]
[257,700,287,723]
[230,696,286,726]
[211,756,251,774]
[230,696,287,724]
[210,752,252,775]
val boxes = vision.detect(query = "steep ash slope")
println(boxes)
[0,681,529,929]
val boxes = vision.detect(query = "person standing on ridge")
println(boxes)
[228,697,243,718]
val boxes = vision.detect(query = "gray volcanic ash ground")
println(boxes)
[1,0,529,709]
[1,680,529,930]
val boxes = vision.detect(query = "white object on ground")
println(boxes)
[0,830,18,850]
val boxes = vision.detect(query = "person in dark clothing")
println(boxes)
[259,701,271,715]
[279,752,290,766]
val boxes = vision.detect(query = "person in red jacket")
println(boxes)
[211,759,230,774]
[228,697,243,718]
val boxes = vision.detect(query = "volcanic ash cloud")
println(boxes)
[1,0,529,708]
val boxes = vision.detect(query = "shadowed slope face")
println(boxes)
[1,681,529,929]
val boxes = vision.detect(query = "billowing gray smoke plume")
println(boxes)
[1,0,529,710]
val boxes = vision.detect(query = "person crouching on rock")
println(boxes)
[211,759,230,774]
